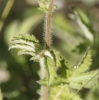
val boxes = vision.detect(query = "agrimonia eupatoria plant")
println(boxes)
[9,0,99,100]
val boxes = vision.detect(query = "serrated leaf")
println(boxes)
[73,7,94,42]
[43,50,58,85]
[38,1,49,13]
[44,57,57,85]
[30,55,41,62]
[57,59,71,79]
[9,34,42,57]
[38,0,57,13]
[17,50,35,56]
[68,70,99,89]
[72,47,92,76]
[51,50,61,69]
[37,78,48,86]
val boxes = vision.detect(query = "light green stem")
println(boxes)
[0,88,2,100]
[39,57,48,100]
[0,0,15,32]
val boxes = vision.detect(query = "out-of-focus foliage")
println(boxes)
[0,0,99,100]
[4,8,43,45]
[0,89,3,100]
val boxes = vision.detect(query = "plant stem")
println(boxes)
[39,0,54,100]
[45,0,54,49]
[0,88,2,100]
[0,0,15,32]
[39,57,48,100]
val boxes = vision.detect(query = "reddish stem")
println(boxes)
[45,0,54,49]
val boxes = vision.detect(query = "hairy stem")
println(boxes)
[39,0,54,100]
[45,0,54,49]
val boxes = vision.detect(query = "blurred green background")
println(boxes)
[0,0,99,100]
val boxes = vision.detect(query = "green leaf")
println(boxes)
[17,50,35,56]
[38,0,57,13]
[38,1,49,13]
[68,70,99,89]
[37,50,58,86]
[66,47,99,95]
[72,47,92,76]
[9,34,42,57]
[37,78,48,86]
[51,50,61,69]
[73,7,94,42]
[44,50,57,85]
[57,59,71,79]
[50,85,83,100]
[38,50,63,86]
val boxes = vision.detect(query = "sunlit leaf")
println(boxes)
[72,47,92,76]
[68,70,99,89]
[50,85,83,100]
[9,34,42,56]
[44,50,57,85]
